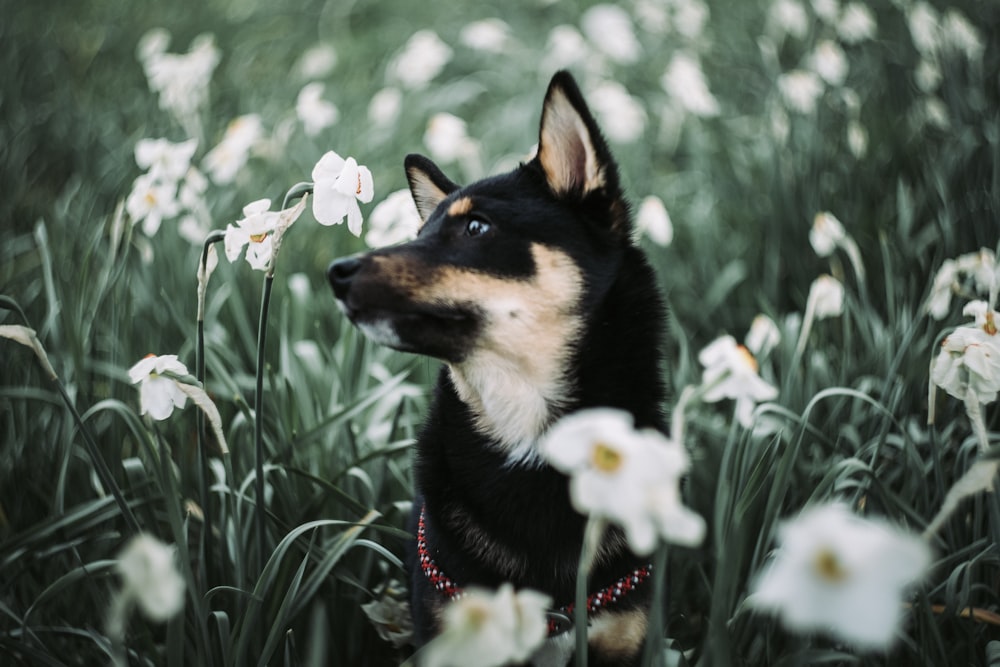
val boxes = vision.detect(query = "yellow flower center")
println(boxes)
[144,192,157,206]
[249,233,268,243]
[813,548,848,583]
[592,442,624,473]
[985,312,997,336]
[737,344,759,372]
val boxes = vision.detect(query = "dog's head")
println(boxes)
[328,71,639,456]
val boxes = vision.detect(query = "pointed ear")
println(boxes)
[405,154,459,224]
[536,71,619,199]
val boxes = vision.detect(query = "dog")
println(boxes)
[328,71,669,666]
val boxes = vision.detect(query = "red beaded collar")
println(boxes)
[417,505,652,636]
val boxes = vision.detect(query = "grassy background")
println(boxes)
[2,0,999,664]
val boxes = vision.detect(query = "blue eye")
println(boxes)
[466,218,491,236]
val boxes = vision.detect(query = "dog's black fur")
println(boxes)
[328,71,668,665]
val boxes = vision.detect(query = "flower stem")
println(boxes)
[254,274,275,575]
[575,518,606,666]
[641,542,669,667]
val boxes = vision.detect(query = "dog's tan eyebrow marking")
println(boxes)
[447,197,474,217]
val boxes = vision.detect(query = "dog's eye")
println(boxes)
[465,218,491,237]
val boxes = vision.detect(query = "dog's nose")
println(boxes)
[327,256,362,299]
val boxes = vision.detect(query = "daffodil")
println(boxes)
[699,335,779,428]
[931,300,1000,405]
[388,30,452,90]
[750,503,930,650]
[224,199,280,271]
[296,82,339,137]
[778,69,823,115]
[365,189,421,249]
[116,533,186,622]
[421,583,551,667]
[126,173,181,236]
[134,137,198,183]
[203,114,263,185]
[311,150,374,235]
[745,314,781,359]
[540,408,704,554]
[661,52,720,117]
[635,195,674,247]
[128,354,190,420]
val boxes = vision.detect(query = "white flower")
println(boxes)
[941,9,983,62]
[662,52,720,117]
[847,120,868,158]
[807,274,845,319]
[388,30,452,90]
[581,5,640,64]
[128,354,190,420]
[134,137,198,183]
[915,59,941,93]
[365,189,422,249]
[778,69,823,114]
[294,43,337,80]
[424,113,479,164]
[931,301,1000,404]
[361,591,413,648]
[635,195,674,247]
[908,2,940,56]
[422,584,551,667]
[955,249,998,297]
[768,0,809,40]
[927,258,959,319]
[750,503,931,650]
[588,81,647,144]
[368,87,403,129]
[671,0,710,40]
[541,409,705,553]
[142,33,220,130]
[809,211,846,257]
[459,19,511,53]
[837,3,876,43]
[126,173,181,236]
[296,82,339,137]
[202,114,263,185]
[544,25,589,71]
[136,27,170,64]
[808,40,848,87]
[746,314,782,358]
[811,0,840,24]
[311,151,374,235]
[699,336,779,428]
[224,198,281,271]
[117,534,186,622]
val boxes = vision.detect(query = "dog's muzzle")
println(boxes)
[327,255,362,301]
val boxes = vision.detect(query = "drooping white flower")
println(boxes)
[202,114,263,185]
[459,19,512,53]
[778,69,823,114]
[809,211,846,257]
[746,314,782,358]
[388,30,452,90]
[931,301,1000,404]
[588,80,647,144]
[294,43,337,80]
[662,52,720,117]
[808,40,848,87]
[750,503,930,650]
[808,274,845,319]
[424,113,480,165]
[581,5,641,64]
[837,3,877,44]
[125,173,181,236]
[128,354,190,420]
[117,534,186,622]
[134,137,198,183]
[296,82,339,137]
[541,408,705,553]
[635,195,674,247]
[365,189,422,249]
[311,151,374,235]
[699,336,779,428]
[927,259,959,320]
[422,584,551,667]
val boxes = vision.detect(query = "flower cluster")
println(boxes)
[931,300,1000,406]
[926,248,998,320]
[125,137,201,236]
[137,29,219,135]
[540,408,705,555]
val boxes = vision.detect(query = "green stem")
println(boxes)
[255,275,275,574]
[575,518,606,666]
[641,542,669,667]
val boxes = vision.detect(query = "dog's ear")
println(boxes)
[536,71,620,202]
[405,154,459,224]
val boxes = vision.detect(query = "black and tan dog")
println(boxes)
[328,71,669,666]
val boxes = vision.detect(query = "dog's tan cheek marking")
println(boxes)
[447,196,474,218]
[588,609,649,660]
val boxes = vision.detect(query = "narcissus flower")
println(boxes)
[540,408,705,554]
[662,52,720,117]
[116,533,186,622]
[311,150,374,235]
[778,69,823,115]
[422,583,551,667]
[931,300,1000,404]
[750,503,930,650]
[203,114,263,185]
[365,189,421,249]
[224,199,280,271]
[135,137,198,183]
[635,195,674,247]
[388,30,452,90]
[296,82,339,137]
[126,173,181,236]
[807,274,845,319]
[699,335,779,428]
[128,354,190,420]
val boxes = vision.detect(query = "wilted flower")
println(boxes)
[746,314,782,358]
[365,189,422,249]
[699,336,779,428]
[931,301,1000,405]
[459,19,511,53]
[588,80,647,144]
[635,195,674,247]
[662,52,720,117]
[128,354,190,420]
[778,69,823,114]
[837,3,877,44]
[750,503,930,650]
[126,173,181,236]
[581,5,640,64]
[809,40,848,86]
[388,30,452,90]
[202,114,263,185]
[116,533,186,622]
[422,584,551,667]
[311,150,374,235]
[296,82,339,137]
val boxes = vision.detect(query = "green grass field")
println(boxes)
[2,0,999,664]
